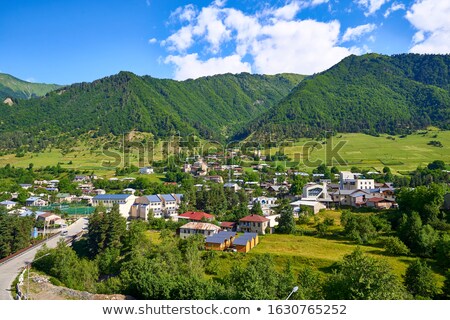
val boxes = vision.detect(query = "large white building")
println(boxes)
[92,194,136,218]
[339,171,374,190]
[130,193,183,220]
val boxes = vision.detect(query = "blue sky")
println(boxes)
[0,0,448,84]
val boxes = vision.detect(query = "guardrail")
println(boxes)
[0,232,61,267]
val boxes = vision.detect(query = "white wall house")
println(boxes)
[92,194,136,218]
[130,193,183,220]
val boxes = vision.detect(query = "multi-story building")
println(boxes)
[130,193,183,220]
[92,194,136,218]
[339,171,374,190]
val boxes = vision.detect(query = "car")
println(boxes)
[225,248,237,253]
[61,230,68,236]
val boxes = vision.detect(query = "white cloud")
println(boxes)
[165,54,251,80]
[342,23,377,42]
[355,0,389,16]
[406,0,450,54]
[148,38,157,44]
[383,2,405,18]
[272,1,302,20]
[311,0,329,5]
[163,1,358,79]
[170,4,197,23]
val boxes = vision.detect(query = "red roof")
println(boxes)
[239,214,269,222]
[220,222,236,228]
[367,197,391,203]
[179,211,214,221]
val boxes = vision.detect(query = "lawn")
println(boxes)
[1,130,448,175]
[272,130,450,173]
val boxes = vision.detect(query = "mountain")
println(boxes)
[0,72,305,150]
[0,73,61,101]
[237,53,450,140]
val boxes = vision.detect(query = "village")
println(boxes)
[0,149,415,255]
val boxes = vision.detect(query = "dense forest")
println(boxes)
[236,53,450,140]
[0,72,304,150]
[0,73,61,100]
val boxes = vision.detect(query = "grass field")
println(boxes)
[273,130,450,173]
[0,130,449,175]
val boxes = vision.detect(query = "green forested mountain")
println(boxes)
[0,73,61,100]
[0,72,305,150]
[237,53,450,140]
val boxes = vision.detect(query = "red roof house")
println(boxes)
[178,211,215,222]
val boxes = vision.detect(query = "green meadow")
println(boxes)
[275,130,450,173]
[0,130,449,175]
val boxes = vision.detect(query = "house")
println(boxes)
[332,189,370,207]
[92,194,136,218]
[78,195,93,205]
[220,221,237,231]
[93,189,106,195]
[55,193,74,203]
[205,231,237,251]
[204,175,224,184]
[25,197,48,207]
[36,212,63,226]
[233,233,259,253]
[178,211,214,222]
[0,200,17,210]
[122,188,136,195]
[130,193,183,220]
[19,184,33,190]
[223,182,241,192]
[178,222,221,239]
[339,171,374,190]
[290,200,326,214]
[238,214,270,235]
[251,196,278,216]
[366,197,396,209]
[139,167,154,174]
[73,175,90,183]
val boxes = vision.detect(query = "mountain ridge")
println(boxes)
[0,73,61,100]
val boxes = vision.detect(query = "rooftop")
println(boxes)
[178,211,214,221]
[93,194,131,201]
[179,222,221,231]
[239,214,269,223]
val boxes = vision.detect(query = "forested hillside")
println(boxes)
[0,73,61,100]
[0,72,304,150]
[237,53,450,140]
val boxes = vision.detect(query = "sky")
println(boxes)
[0,0,449,84]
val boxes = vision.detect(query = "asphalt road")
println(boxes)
[0,218,88,300]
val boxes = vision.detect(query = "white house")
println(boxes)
[25,197,48,207]
[224,182,241,192]
[290,200,326,214]
[139,167,154,174]
[0,200,17,210]
[178,222,221,239]
[92,194,136,218]
[339,171,374,190]
[130,193,183,220]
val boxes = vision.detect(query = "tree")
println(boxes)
[289,175,308,195]
[341,211,377,244]
[384,236,410,256]
[87,203,126,256]
[427,160,446,171]
[316,217,334,237]
[324,248,408,299]
[296,266,324,299]
[443,270,450,299]
[275,199,296,234]
[404,260,439,299]
[250,201,263,216]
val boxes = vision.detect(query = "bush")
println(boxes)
[384,236,410,256]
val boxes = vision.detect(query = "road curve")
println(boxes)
[0,218,88,300]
